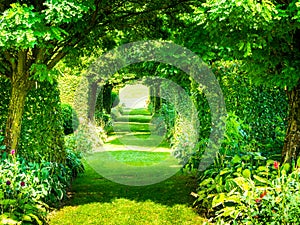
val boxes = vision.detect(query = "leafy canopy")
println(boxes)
[186,0,300,89]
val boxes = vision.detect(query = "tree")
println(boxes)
[188,0,300,163]
[0,0,191,153]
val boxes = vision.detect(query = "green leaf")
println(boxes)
[243,42,252,57]
[28,213,43,225]
[217,206,239,218]
[238,42,244,51]
[0,199,17,205]
[281,163,290,172]
[242,169,251,178]
[257,166,268,172]
[212,193,225,208]
[253,175,269,184]
[231,155,241,164]
[233,177,250,191]
[224,195,241,204]
[22,215,32,222]
[220,168,231,175]
[200,177,213,186]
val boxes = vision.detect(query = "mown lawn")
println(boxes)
[48,108,208,224]
[48,160,208,225]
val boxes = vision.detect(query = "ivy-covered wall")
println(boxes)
[0,78,65,163]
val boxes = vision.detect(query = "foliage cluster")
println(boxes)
[214,61,287,155]
[194,150,300,224]
[57,74,82,107]
[0,146,84,225]
[151,103,175,139]
[64,121,106,154]
[185,61,288,170]
[150,60,287,169]
[110,90,120,109]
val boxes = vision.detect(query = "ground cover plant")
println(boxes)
[0,134,84,224]
[194,152,300,225]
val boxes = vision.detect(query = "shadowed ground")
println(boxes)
[48,108,208,224]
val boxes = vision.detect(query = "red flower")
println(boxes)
[255,198,261,203]
[260,191,267,198]
[10,149,15,155]
[273,161,279,170]
[20,181,25,187]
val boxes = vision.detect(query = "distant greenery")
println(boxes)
[122,108,152,116]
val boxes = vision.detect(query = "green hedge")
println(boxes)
[58,75,82,106]
[0,78,66,162]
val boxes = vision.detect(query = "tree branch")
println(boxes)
[47,51,67,70]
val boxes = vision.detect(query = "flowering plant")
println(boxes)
[0,149,75,224]
[211,160,300,225]
[0,151,47,224]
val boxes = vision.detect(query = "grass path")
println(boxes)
[48,108,208,224]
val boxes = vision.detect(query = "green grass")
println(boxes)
[48,162,207,225]
[48,107,208,224]
[116,115,152,123]
[108,151,170,166]
[111,122,153,133]
[122,108,152,116]
[106,134,169,148]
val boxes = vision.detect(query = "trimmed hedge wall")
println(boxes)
[0,78,66,162]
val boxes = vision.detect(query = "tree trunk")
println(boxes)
[282,81,300,164]
[4,72,32,153]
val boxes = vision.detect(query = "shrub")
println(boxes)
[65,149,85,179]
[65,121,105,154]
[185,61,287,171]
[0,153,68,224]
[212,165,300,225]
[193,151,300,225]
[0,135,84,224]
[151,103,175,138]
[95,111,113,133]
